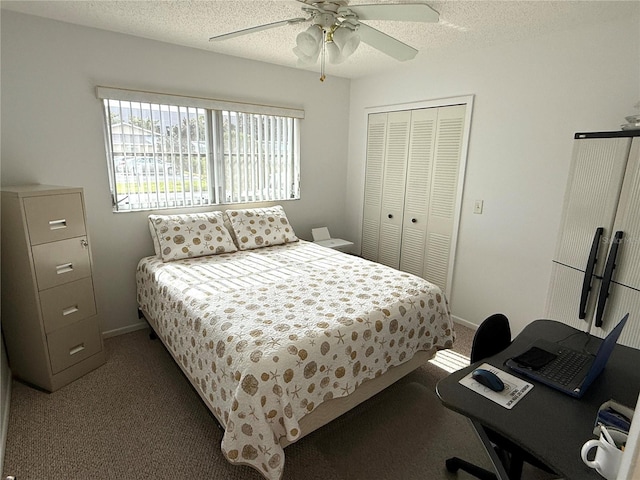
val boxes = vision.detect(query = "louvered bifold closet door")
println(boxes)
[378,111,412,269]
[399,108,438,276]
[591,137,640,348]
[422,105,466,291]
[362,113,388,262]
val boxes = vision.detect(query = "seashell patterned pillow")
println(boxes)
[224,205,298,250]
[148,211,237,262]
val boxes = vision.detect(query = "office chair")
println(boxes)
[445,313,555,480]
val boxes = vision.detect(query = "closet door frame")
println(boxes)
[362,95,474,299]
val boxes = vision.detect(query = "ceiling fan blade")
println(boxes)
[357,23,418,61]
[209,17,307,42]
[343,3,439,23]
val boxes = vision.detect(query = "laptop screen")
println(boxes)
[582,313,629,388]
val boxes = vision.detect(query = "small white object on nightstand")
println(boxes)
[311,227,354,253]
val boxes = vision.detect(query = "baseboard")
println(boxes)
[0,362,11,476]
[452,315,479,331]
[102,321,149,339]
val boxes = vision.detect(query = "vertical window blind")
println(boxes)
[97,87,303,212]
[221,111,298,204]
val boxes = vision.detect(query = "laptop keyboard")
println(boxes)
[539,349,591,385]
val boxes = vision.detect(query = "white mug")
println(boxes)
[581,430,627,480]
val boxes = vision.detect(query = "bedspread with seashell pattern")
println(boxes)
[136,240,454,480]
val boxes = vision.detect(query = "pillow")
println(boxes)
[223,215,239,249]
[148,217,162,258]
[225,205,298,251]
[148,212,237,262]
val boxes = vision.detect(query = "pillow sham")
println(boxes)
[223,215,239,249]
[148,217,162,258]
[225,205,298,250]
[148,212,237,262]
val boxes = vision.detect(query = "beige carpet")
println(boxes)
[2,323,557,479]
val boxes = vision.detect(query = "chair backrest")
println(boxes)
[471,313,512,363]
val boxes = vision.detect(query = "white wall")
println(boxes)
[2,10,639,341]
[346,16,640,336]
[0,11,351,335]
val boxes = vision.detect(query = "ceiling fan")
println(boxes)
[209,1,439,81]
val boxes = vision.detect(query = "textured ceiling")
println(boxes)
[2,0,638,79]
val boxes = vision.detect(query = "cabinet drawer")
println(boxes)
[47,316,102,374]
[24,193,86,245]
[40,277,97,333]
[32,236,91,290]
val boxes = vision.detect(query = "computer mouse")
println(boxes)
[472,368,505,392]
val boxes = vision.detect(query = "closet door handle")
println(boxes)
[595,230,623,328]
[579,227,603,319]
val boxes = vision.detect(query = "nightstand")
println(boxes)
[311,227,354,253]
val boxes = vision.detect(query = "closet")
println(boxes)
[546,131,640,349]
[362,104,467,293]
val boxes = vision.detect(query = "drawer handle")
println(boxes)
[62,305,79,316]
[56,263,74,275]
[49,219,67,230]
[69,343,85,356]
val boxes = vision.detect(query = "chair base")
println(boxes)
[446,456,497,480]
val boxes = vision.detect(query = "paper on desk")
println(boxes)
[459,363,533,410]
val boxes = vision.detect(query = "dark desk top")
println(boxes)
[437,320,640,480]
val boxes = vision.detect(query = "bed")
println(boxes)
[136,207,455,480]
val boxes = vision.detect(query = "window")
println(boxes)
[97,87,303,212]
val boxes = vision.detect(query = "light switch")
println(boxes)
[474,200,484,214]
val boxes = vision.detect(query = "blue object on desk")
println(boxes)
[472,368,505,392]
[598,408,632,433]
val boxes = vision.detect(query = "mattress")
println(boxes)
[136,240,454,479]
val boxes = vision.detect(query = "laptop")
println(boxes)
[506,314,628,398]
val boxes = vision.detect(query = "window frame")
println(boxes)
[97,87,304,213]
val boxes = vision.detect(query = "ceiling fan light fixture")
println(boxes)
[326,41,343,64]
[332,26,360,59]
[293,45,320,66]
[295,24,323,57]
[343,34,360,58]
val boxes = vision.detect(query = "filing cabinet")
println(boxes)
[1,185,105,391]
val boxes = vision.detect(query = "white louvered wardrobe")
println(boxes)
[361,101,471,295]
[546,131,640,349]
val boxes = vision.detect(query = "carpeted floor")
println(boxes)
[2,323,558,479]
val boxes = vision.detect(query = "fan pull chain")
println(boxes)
[320,29,326,82]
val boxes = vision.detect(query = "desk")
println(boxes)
[437,320,640,480]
